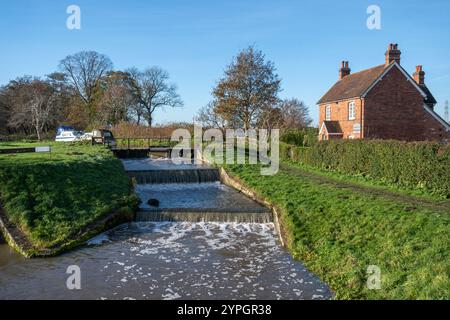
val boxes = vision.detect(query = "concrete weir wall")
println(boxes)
[128,168,220,184]
[0,209,30,256]
[136,208,273,223]
[218,168,286,248]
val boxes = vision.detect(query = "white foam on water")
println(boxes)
[95,222,331,300]
[162,288,181,300]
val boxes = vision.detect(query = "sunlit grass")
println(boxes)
[224,162,450,299]
[0,141,137,249]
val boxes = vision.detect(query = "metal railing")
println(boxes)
[114,137,174,149]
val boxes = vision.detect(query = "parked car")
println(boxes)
[91,129,116,147]
[55,126,84,142]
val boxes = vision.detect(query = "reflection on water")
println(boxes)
[0,222,331,300]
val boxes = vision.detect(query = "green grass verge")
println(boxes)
[223,162,450,299]
[283,159,449,203]
[0,141,138,251]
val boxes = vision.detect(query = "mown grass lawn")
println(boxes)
[223,162,450,300]
[0,141,137,250]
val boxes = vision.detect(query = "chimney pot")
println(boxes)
[385,43,401,66]
[339,60,351,80]
[413,65,425,85]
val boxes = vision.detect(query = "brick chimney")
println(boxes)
[339,61,351,80]
[413,65,425,85]
[385,43,401,66]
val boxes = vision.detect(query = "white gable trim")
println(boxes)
[319,122,327,135]
[361,62,427,99]
[319,122,344,135]
[423,104,450,132]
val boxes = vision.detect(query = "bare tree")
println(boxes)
[27,81,58,140]
[126,67,183,126]
[258,107,284,131]
[3,78,59,140]
[0,85,11,134]
[278,98,312,129]
[213,46,281,130]
[1,77,34,135]
[59,51,113,124]
[195,102,228,132]
[95,71,134,126]
[46,72,73,125]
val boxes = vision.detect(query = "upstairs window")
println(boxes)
[325,105,331,121]
[348,101,356,120]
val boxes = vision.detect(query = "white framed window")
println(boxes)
[325,105,331,121]
[348,101,356,120]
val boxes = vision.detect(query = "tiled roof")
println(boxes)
[317,64,386,104]
[419,84,437,106]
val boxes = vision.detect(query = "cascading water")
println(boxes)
[135,209,273,223]
[134,181,273,223]
[128,169,221,184]
[124,158,273,223]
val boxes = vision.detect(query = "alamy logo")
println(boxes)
[66,5,81,30]
[66,265,81,290]
[170,125,280,176]
[367,265,381,290]
[367,5,381,30]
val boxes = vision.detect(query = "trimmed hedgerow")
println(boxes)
[280,128,318,147]
[280,140,450,198]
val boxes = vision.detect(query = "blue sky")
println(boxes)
[1,0,450,125]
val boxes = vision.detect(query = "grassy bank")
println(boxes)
[0,141,138,256]
[223,161,450,299]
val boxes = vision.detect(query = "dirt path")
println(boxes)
[280,163,450,214]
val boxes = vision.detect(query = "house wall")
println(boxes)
[318,98,363,140]
[363,66,449,141]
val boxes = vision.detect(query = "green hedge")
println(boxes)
[280,128,318,147]
[280,140,450,198]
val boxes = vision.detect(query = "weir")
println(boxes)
[120,158,273,223]
[128,168,220,184]
[136,208,273,223]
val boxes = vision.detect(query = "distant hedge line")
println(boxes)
[280,140,450,198]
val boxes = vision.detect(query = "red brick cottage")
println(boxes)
[317,44,450,141]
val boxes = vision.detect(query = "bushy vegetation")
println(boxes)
[280,128,318,147]
[223,162,450,299]
[0,141,138,250]
[280,140,450,198]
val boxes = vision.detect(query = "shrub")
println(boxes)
[280,128,318,147]
[280,140,450,198]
